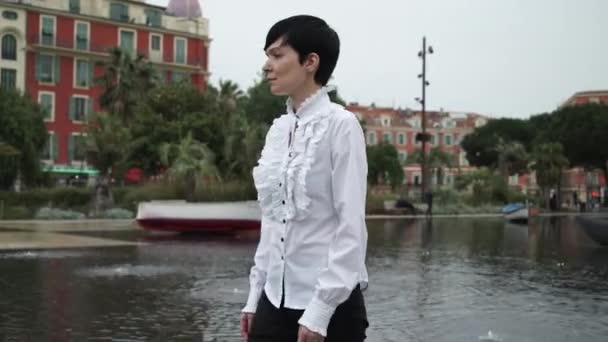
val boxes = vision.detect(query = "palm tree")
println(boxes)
[407,147,455,186]
[85,113,132,214]
[97,48,157,124]
[530,142,569,209]
[218,79,244,113]
[222,114,267,179]
[495,139,528,178]
[159,132,220,201]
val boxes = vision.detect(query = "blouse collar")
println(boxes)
[286,87,332,124]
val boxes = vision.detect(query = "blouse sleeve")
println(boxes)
[297,113,368,336]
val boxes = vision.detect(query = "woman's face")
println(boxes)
[263,38,316,96]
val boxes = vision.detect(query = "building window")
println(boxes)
[75,22,89,50]
[430,134,436,146]
[2,11,18,20]
[398,133,405,145]
[69,134,87,162]
[145,9,162,28]
[382,132,392,144]
[174,37,186,64]
[509,174,519,186]
[151,34,161,51]
[69,0,80,14]
[0,68,16,89]
[414,175,420,186]
[74,59,91,88]
[38,92,54,121]
[35,54,59,84]
[119,29,135,54]
[42,132,57,161]
[69,96,90,122]
[41,16,55,46]
[110,3,129,22]
[171,71,188,83]
[398,151,407,164]
[367,132,377,145]
[382,117,391,127]
[589,97,600,104]
[445,134,452,146]
[1,35,17,60]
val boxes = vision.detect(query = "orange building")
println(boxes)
[560,90,608,107]
[346,103,488,188]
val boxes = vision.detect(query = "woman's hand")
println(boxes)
[297,325,325,342]
[240,312,255,341]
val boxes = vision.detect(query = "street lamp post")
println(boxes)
[416,36,433,198]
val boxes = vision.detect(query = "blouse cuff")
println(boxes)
[242,284,264,313]
[297,295,337,337]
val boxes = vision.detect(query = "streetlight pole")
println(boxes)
[416,36,433,198]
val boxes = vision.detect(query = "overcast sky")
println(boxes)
[149,0,607,118]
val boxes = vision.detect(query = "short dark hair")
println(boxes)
[264,15,340,86]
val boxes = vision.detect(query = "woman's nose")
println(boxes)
[262,60,271,75]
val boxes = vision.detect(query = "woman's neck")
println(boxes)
[290,82,322,112]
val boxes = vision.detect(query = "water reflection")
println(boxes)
[0,217,607,341]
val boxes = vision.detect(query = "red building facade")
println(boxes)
[1,0,210,180]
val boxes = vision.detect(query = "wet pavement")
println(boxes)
[1,216,608,341]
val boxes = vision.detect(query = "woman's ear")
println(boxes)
[303,53,320,74]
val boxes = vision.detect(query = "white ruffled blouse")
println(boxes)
[243,87,369,337]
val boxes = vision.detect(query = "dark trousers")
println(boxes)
[248,286,368,342]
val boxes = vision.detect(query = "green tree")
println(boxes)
[85,113,131,213]
[495,139,528,178]
[540,104,608,186]
[218,79,245,114]
[367,142,404,189]
[461,118,534,169]
[243,78,286,126]
[159,132,220,201]
[406,147,455,186]
[97,47,157,124]
[0,88,48,190]
[529,142,569,209]
[128,83,221,176]
[454,167,519,205]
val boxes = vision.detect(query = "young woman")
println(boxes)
[240,15,369,342]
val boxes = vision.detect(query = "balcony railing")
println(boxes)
[29,35,207,68]
[29,35,113,54]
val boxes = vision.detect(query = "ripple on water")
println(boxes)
[77,264,181,278]
[0,250,89,259]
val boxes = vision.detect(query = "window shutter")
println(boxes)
[69,97,75,121]
[51,134,58,161]
[68,135,75,162]
[35,54,41,81]
[53,56,60,83]
[88,61,94,86]
[86,98,93,121]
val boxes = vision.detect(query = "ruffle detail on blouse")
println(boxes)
[253,87,336,222]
